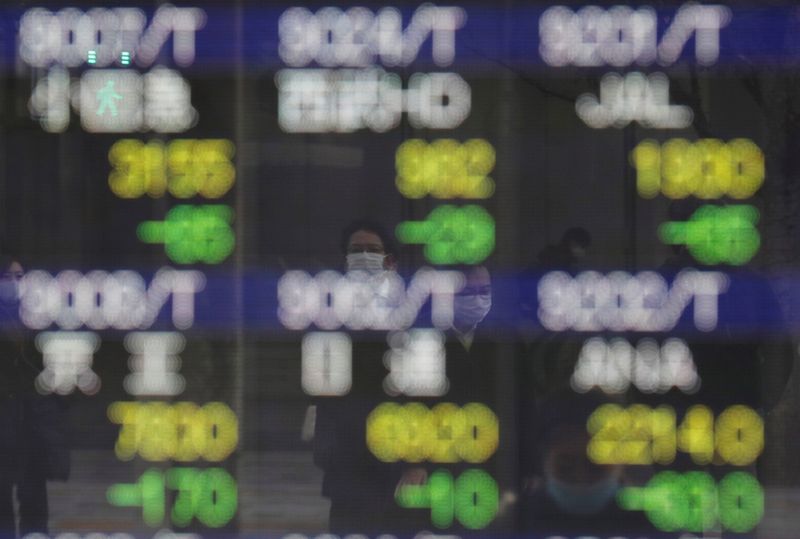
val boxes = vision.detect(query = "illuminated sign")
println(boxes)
[396,205,495,264]
[383,329,448,397]
[301,331,352,396]
[277,268,464,331]
[659,204,760,266]
[278,5,466,68]
[540,4,731,67]
[395,139,495,199]
[631,138,764,199]
[617,471,763,533]
[109,401,238,462]
[276,68,471,132]
[396,469,498,530]
[107,467,237,528]
[109,139,236,199]
[571,337,699,394]
[30,67,198,133]
[123,332,186,397]
[18,6,206,68]
[576,72,693,129]
[137,205,235,264]
[537,270,729,332]
[19,268,205,330]
[34,331,101,395]
[367,402,498,463]
[587,404,763,466]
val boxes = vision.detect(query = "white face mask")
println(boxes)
[346,252,386,274]
[453,293,492,329]
[0,280,19,303]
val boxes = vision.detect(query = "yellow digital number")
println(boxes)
[588,404,762,466]
[395,139,495,199]
[715,405,763,466]
[108,401,239,462]
[632,138,764,200]
[677,405,715,465]
[366,402,499,463]
[108,139,236,199]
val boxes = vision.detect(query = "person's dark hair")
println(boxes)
[340,219,396,256]
[561,227,592,249]
[0,238,22,271]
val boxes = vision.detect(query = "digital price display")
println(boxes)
[0,2,798,539]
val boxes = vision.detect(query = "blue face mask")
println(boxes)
[545,472,619,516]
[0,280,19,304]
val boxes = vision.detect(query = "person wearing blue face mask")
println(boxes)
[452,265,492,348]
[519,390,651,535]
[0,254,69,538]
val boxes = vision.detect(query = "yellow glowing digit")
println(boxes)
[139,402,177,462]
[166,139,197,198]
[678,405,715,464]
[632,140,662,198]
[624,404,655,464]
[193,140,236,198]
[108,139,167,199]
[173,401,202,462]
[429,402,465,463]
[695,139,731,199]
[728,138,765,199]
[400,403,435,463]
[457,403,499,463]
[587,403,626,464]
[661,138,697,199]
[716,405,763,466]
[651,405,677,465]
[200,402,239,462]
[109,401,140,461]
[430,139,467,198]
[366,402,404,462]
[396,139,496,199]
[396,139,431,199]
[463,138,496,198]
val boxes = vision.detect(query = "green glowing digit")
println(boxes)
[396,205,495,264]
[618,471,764,533]
[138,204,235,264]
[659,204,760,265]
[429,470,456,528]
[454,469,499,530]
[396,469,497,530]
[166,467,200,527]
[683,471,718,531]
[196,468,238,528]
[107,469,165,527]
[718,472,764,533]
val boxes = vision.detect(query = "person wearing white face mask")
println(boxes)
[340,219,397,275]
[313,219,405,534]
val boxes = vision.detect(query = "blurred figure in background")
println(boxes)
[0,254,69,538]
[313,219,402,534]
[0,255,69,538]
[519,390,650,535]
[536,227,592,271]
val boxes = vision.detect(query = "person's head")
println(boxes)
[560,227,592,261]
[341,219,396,273]
[536,390,622,516]
[0,254,23,304]
[542,424,622,516]
[453,265,492,332]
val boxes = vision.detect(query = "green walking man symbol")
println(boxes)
[96,80,122,117]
